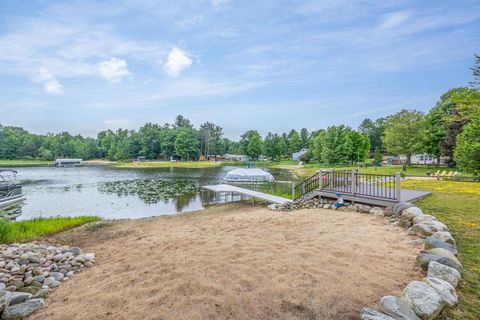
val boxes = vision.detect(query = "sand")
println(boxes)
[29,203,422,320]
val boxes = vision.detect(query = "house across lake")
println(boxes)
[53,159,83,167]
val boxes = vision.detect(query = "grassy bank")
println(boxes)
[115,161,221,169]
[0,160,51,167]
[0,216,100,244]
[400,180,480,319]
[271,162,466,179]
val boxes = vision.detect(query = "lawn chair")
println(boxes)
[440,170,447,177]
[448,171,455,177]
[434,170,440,177]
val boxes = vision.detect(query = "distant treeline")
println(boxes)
[1,55,479,174]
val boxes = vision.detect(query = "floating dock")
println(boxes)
[203,184,292,205]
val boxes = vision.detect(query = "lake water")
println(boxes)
[5,165,296,220]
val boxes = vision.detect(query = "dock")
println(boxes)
[203,184,292,205]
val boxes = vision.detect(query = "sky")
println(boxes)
[0,0,479,139]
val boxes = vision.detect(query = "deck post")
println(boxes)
[319,170,323,190]
[351,170,356,196]
[291,182,295,200]
[395,172,401,201]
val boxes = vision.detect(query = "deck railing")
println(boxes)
[293,170,401,202]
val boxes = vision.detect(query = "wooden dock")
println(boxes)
[203,184,292,205]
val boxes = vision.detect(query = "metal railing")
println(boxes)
[293,170,401,201]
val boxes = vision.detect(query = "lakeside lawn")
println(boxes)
[0,216,100,244]
[0,159,51,167]
[401,180,480,320]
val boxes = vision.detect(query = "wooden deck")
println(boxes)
[203,184,292,205]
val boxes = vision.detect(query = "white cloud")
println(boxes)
[379,10,413,29]
[164,47,193,77]
[35,67,63,95]
[98,58,131,83]
[44,80,63,95]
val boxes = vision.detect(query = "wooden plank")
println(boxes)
[203,184,292,205]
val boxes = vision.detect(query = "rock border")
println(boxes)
[271,198,462,320]
[0,243,95,319]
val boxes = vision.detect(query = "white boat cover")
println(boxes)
[224,168,274,182]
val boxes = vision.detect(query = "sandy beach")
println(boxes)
[29,203,422,320]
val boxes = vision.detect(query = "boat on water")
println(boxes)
[0,169,26,210]
[224,168,274,183]
[53,158,82,167]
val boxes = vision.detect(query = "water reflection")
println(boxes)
[5,166,297,220]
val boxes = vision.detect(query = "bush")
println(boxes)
[299,150,313,163]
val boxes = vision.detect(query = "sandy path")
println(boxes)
[29,203,422,320]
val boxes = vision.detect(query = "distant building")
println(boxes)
[292,148,308,161]
[224,154,251,161]
[383,154,447,166]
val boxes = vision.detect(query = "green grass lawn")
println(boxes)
[401,180,480,319]
[115,160,222,169]
[0,159,51,167]
[0,216,100,244]
[270,163,466,179]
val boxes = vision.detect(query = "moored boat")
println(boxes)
[0,169,26,210]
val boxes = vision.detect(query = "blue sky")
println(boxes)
[0,0,479,139]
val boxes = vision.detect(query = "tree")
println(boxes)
[239,130,262,155]
[199,122,223,157]
[348,131,370,164]
[424,88,480,166]
[246,132,263,160]
[358,118,386,154]
[173,115,193,129]
[383,109,426,170]
[470,53,480,89]
[264,133,283,161]
[287,129,300,153]
[374,147,382,167]
[174,128,200,161]
[299,128,310,149]
[454,112,480,175]
[312,126,352,165]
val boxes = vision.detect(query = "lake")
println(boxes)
[5,165,296,220]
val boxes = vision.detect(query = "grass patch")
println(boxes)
[0,159,51,167]
[401,180,480,319]
[0,216,100,244]
[270,163,467,179]
[115,161,221,169]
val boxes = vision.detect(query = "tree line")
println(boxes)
[1,54,479,174]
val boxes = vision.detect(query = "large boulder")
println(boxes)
[412,214,437,225]
[423,277,458,307]
[421,248,461,267]
[410,221,449,238]
[1,298,45,319]
[5,291,32,305]
[401,281,445,319]
[394,202,413,214]
[361,308,395,320]
[379,295,419,320]
[402,207,423,219]
[416,253,462,273]
[427,261,461,288]
[424,238,458,256]
[429,232,456,246]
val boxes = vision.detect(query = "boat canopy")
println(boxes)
[224,168,274,182]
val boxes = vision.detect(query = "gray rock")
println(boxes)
[0,283,5,291]
[50,272,64,281]
[25,253,41,264]
[1,298,44,319]
[410,220,449,238]
[379,295,419,320]
[370,207,385,217]
[361,308,395,320]
[32,289,49,299]
[421,248,461,267]
[52,254,64,262]
[423,277,458,306]
[33,275,45,284]
[394,202,413,214]
[401,281,445,319]
[49,281,61,288]
[0,290,8,313]
[5,291,32,305]
[401,207,423,220]
[412,214,437,225]
[427,261,461,288]
[43,277,55,287]
[416,253,462,273]
[384,207,394,217]
[429,231,456,246]
[424,238,458,256]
